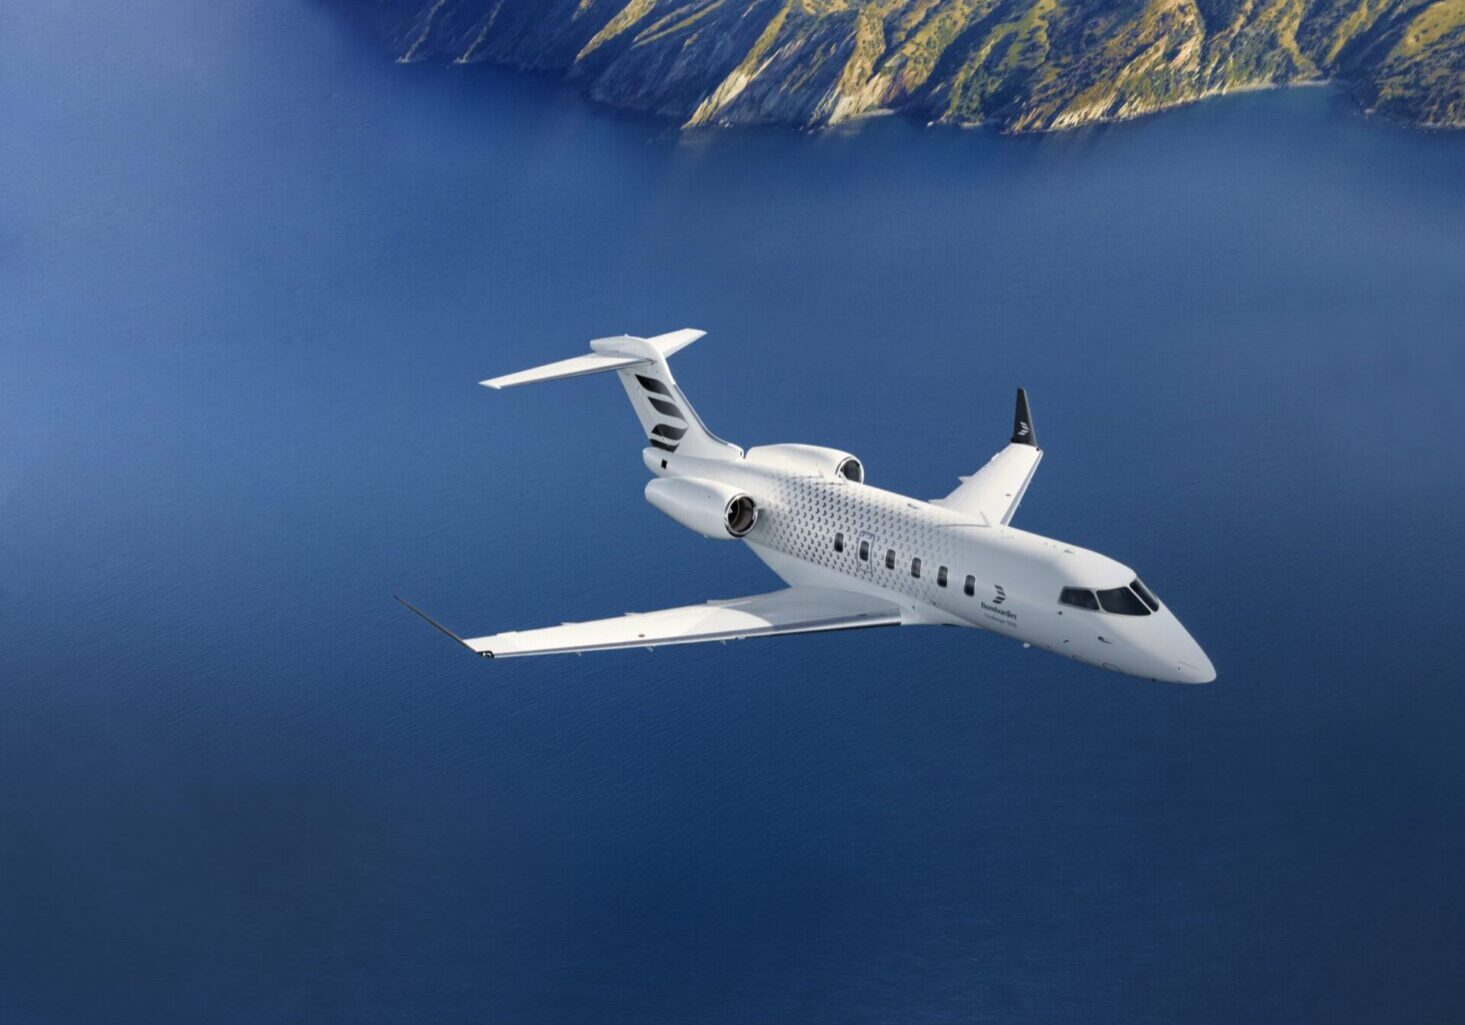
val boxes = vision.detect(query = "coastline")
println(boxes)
[352,0,1463,137]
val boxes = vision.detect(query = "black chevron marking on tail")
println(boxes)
[636,370,693,454]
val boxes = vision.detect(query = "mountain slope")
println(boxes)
[339,0,1464,130]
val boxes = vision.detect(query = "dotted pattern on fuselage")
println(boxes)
[746,474,986,607]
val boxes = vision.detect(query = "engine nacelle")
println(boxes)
[645,476,758,540]
[743,443,864,484]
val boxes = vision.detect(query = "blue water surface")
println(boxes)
[2,2,1464,1022]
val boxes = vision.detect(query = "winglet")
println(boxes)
[1011,388,1037,447]
[395,596,492,657]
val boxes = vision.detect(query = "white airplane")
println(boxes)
[399,329,1216,683]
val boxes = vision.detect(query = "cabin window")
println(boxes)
[963,575,975,597]
[858,540,870,561]
[1059,587,1100,611]
[1097,586,1150,616]
[1131,577,1161,612]
[911,557,922,578]
[937,566,948,588]
[885,549,896,570]
[834,532,845,553]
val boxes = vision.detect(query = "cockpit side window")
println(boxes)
[1059,587,1100,611]
[1097,586,1150,616]
[1131,578,1160,612]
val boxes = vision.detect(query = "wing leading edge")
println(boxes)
[398,587,902,659]
[932,388,1043,526]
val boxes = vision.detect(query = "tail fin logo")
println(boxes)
[638,374,688,453]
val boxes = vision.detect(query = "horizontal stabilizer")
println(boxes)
[639,328,704,358]
[480,351,651,390]
[482,329,708,390]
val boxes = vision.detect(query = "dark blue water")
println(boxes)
[4,1,1464,1021]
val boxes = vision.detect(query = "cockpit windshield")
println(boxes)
[1097,586,1149,615]
[1060,580,1158,616]
[1059,587,1100,611]
[1130,577,1160,612]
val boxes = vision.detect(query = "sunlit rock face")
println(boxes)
[341,0,1464,132]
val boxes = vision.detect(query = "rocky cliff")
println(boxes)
[338,0,1464,131]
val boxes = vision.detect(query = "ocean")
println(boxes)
[2,1,1463,1021]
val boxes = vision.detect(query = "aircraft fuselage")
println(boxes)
[646,447,1215,683]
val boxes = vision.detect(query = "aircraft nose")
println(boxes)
[1171,623,1216,684]
[1175,653,1216,683]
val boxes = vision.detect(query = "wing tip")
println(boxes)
[395,595,490,657]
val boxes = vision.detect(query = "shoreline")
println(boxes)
[405,46,1461,137]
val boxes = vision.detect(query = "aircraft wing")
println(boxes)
[932,388,1043,526]
[397,587,902,659]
